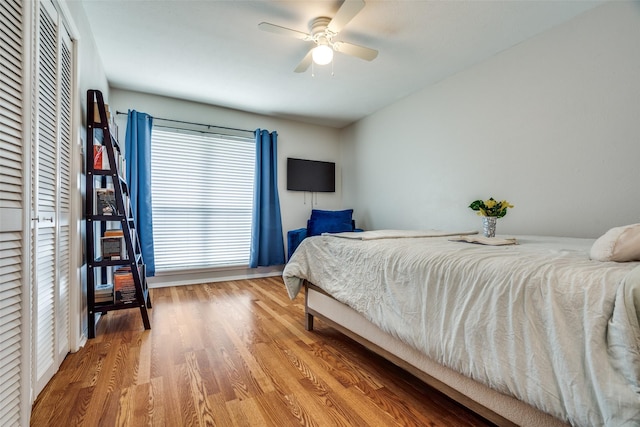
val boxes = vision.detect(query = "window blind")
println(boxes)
[151,128,255,271]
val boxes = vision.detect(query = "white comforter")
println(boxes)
[282,233,640,426]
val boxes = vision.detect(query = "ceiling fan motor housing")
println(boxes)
[310,17,335,44]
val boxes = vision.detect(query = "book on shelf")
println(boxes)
[96,188,116,215]
[101,237,122,260]
[93,101,111,123]
[93,144,109,170]
[114,267,136,303]
[92,101,119,136]
[109,119,119,142]
[102,229,127,259]
[104,228,124,238]
[101,230,125,260]
[94,144,126,174]
[95,283,114,304]
[118,153,126,180]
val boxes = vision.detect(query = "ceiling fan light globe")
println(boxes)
[312,45,333,65]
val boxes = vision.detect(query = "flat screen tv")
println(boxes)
[287,158,335,192]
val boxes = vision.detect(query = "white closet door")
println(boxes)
[0,0,30,425]
[57,24,72,363]
[31,0,72,398]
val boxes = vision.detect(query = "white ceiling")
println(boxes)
[80,0,602,128]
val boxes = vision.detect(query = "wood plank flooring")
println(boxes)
[31,277,494,426]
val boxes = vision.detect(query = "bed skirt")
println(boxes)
[304,283,567,427]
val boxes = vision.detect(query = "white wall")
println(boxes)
[341,1,640,238]
[64,1,109,116]
[63,0,110,345]
[109,89,341,284]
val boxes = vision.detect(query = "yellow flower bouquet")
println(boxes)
[469,198,513,218]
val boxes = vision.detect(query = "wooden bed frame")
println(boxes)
[303,282,567,427]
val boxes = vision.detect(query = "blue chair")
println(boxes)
[287,209,361,260]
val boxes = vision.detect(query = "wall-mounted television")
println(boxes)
[287,158,335,192]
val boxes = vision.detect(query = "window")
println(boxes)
[150,128,255,271]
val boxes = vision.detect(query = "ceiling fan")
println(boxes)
[258,0,378,73]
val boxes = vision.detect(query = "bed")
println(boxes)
[281,230,640,426]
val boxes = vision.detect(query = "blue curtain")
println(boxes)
[250,129,285,267]
[125,110,156,276]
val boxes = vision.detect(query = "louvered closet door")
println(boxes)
[0,0,29,425]
[31,0,73,398]
[56,15,72,365]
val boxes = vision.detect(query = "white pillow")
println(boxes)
[590,223,640,262]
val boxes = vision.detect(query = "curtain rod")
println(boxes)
[115,111,255,134]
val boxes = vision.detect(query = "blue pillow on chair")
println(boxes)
[307,219,353,236]
[310,209,353,222]
[307,209,355,236]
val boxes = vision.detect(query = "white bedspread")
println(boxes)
[282,233,640,426]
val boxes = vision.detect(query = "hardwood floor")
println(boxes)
[31,277,494,426]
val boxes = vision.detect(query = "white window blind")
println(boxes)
[151,128,255,271]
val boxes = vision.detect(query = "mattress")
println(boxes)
[282,233,640,426]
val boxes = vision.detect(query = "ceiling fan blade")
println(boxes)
[333,41,378,61]
[258,22,310,41]
[294,50,313,73]
[327,0,365,34]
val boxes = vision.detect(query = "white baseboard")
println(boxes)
[147,265,284,288]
